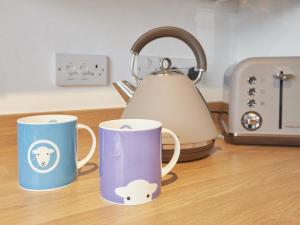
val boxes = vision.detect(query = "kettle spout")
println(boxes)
[113,80,136,103]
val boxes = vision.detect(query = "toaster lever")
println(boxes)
[274,71,295,80]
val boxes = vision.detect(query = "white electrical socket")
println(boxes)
[135,55,196,79]
[56,53,108,86]
[135,55,161,79]
[170,57,196,70]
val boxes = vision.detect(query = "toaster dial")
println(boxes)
[248,87,256,96]
[248,76,257,85]
[247,99,256,108]
[241,111,262,131]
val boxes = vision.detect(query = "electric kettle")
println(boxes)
[114,26,217,162]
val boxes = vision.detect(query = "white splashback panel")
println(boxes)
[0,0,237,114]
[1,0,300,114]
[236,0,300,60]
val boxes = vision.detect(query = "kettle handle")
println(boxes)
[130,26,207,84]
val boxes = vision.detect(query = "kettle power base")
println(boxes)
[162,140,215,163]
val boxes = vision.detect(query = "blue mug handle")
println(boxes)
[77,123,96,168]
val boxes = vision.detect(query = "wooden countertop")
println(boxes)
[1,134,300,225]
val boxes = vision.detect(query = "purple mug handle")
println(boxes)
[161,128,180,177]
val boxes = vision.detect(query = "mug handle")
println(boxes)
[76,123,96,169]
[161,128,180,177]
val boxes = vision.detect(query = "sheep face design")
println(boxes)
[115,179,158,205]
[27,140,60,174]
[32,146,54,167]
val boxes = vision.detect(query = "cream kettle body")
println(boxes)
[114,26,217,162]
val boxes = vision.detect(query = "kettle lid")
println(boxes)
[150,57,184,77]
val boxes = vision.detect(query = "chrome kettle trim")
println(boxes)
[130,53,204,84]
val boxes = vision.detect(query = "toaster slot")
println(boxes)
[274,70,296,130]
[279,78,283,129]
[282,76,300,129]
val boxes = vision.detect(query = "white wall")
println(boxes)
[236,0,300,60]
[0,0,237,114]
[1,0,300,115]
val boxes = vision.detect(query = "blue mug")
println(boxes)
[17,115,96,191]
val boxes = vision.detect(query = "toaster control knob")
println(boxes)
[241,111,262,131]
[247,99,256,108]
[248,76,257,85]
[248,87,256,96]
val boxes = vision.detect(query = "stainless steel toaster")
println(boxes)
[223,57,300,145]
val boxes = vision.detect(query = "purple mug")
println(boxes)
[99,119,180,205]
